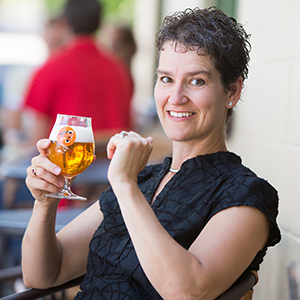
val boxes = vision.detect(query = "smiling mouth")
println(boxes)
[169,111,194,118]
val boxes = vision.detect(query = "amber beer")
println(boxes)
[46,114,95,200]
[48,141,94,177]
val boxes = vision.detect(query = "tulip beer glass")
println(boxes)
[46,114,95,200]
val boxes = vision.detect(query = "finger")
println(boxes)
[106,131,137,159]
[36,139,51,156]
[127,131,140,138]
[31,166,38,177]
[106,135,118,160]
[128,132,153,149]
[27,165,64,189]
[146,136,154,144]
[25,171,63,195]
[35,166,65,188]
[120,131,129,138]
[27,155,62,185]
[31,155,61,176]
[127,131,153,145]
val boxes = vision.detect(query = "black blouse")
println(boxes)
[74,152,281,300]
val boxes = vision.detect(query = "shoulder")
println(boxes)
[224,163,279,212]
[214,163,281,247]
[31,52,67,79]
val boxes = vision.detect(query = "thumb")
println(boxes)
[37,139,51,156]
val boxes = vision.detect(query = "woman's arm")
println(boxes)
[111,182,268,299]
[107,132,269,300]
[22,139,103,289]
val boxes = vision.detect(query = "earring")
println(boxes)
[228,101,233,107]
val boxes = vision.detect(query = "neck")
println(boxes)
[170,138,227,170]
[169,167,179,173]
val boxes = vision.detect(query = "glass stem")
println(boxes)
[64,177,72,191]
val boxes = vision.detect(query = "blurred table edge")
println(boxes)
[0,159,109,184]
[0,208,85,237]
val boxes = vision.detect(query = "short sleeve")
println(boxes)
[211,175,281,247]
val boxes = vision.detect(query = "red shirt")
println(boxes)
[23,37,133,208]
[23,36,133,135]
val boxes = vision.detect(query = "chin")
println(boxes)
[167,133,191,142]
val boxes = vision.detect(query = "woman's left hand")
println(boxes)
[106,131,153,185]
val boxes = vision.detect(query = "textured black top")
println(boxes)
[74,152,281,300]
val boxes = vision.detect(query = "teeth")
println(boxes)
[170,111,193,118]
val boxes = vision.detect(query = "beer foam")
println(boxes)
[49,125,94,143]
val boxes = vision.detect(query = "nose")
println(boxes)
[168,83,189,106]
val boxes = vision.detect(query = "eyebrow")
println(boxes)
[156,69,212,78]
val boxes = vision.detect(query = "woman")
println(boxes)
[22,7,280,300]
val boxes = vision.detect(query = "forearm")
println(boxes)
[107,132,213,298]
[22,200,62,288]
[112,181,206,299]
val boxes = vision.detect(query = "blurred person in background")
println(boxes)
[0,0,133,209]
[0,15,68,167]
[23,0,133,158]
[0,15,70,210]
[99,24,172,162]
[99,23,137,88]
[42,14,69,57]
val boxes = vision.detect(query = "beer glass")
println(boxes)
[45,114,95,200]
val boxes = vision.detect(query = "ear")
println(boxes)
[226,77,243,109]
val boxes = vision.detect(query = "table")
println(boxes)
[0,158,109,209]
[0,159,110,184]
[0,208,85,237]
[0,207,85,290]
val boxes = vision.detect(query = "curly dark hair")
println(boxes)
[155,6,251,92]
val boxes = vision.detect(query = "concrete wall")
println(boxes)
[132,0,298,298]
[131,0,160,127]
[228,0,300,299]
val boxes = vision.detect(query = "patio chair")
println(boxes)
[0,266,257,300]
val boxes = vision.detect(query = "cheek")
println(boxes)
[154,85,165,111]
[195,91,227,119]
[194,91,215,111]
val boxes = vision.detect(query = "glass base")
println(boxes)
[45,189,87,201]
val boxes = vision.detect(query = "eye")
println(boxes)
[160,76,173,84]
[190,78,205,86]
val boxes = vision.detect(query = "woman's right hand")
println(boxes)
[25,139,65,204]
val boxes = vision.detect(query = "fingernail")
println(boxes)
[54,167,61,175]
[58,181,64,187]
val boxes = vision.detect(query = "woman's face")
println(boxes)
[154,42,234,146]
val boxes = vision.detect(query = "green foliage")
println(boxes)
[43,0,135,22]
[103,0,135,23]
[216,0,237,18]
[43,0,65,16]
